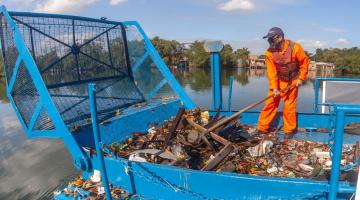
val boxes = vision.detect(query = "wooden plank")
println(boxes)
[186,118,230,146]
[185,118,215,150]
[164,107,185,146]
[201,144,234,171]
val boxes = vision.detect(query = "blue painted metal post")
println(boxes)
[227,76,234,111]
[88,83,112,200]
[314,78,319,113]
[328,108,345,200]
[210,52,222,110]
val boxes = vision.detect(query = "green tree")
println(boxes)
[151,36,182,66]
[313,47,360,74]
[186,40,210,68]
[0,77,7,102]
[220,44,236,68]
[235,67,249,85]
[304,50,313,59]
[234,47,250,67]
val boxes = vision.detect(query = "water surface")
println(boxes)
[0,67,350,199]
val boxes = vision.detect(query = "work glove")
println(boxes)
[272,89,280,97]
[295,79,303,87]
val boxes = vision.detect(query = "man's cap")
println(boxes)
[262,27,284,39]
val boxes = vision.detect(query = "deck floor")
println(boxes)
[281,131,360,144]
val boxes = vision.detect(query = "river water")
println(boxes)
[0,67,345,199]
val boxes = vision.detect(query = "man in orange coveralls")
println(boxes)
[257,27,309,137]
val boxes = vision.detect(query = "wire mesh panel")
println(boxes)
[125,25,177,101]
[324,81,360,104]
[33,107,55,130]
[0,15,19,84]
[11,62,40,127]
[321,81,360,113]
[0,13,146,129]
[0,12,183,130]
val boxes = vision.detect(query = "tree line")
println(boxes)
[151,36,250,68]
[312,47,360,74]
[152,37,360,74]
[1,37,360,76]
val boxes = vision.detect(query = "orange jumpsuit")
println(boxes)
[257,40,309,133]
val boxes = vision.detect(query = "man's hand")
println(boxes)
[272,89,280,97]
[295,79,303,87]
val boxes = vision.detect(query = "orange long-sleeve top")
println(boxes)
[265,39,309,90]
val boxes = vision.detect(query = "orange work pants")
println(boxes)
[257,80,298,133]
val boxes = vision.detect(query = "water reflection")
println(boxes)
[173,67,333,112]
[0,78,78,199]
[0,66,344,199]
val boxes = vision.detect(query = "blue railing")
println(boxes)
[314,77,360,113]
[89,83,112,200]
[329,104,360,200]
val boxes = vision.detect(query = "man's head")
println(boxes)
[263,27,284,49]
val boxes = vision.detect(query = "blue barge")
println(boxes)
[0,5,360,199]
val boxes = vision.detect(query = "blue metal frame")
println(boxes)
[73,108,360,200]
[146,78,167,99]
[0,6,197,171]
[0,6,90,171]
[329,104,360,200]
[227,76,234,111]
[123,21,195,109]
[314,77,360,112]
[88,83,112,200]
[210,52,222,110]
[132,51,150,73]
[4,6,360,200]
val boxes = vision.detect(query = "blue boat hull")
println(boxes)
[67,100,358,199]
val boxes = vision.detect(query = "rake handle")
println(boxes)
[204,84,296,134]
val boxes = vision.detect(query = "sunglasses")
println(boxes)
[267,35,282,44]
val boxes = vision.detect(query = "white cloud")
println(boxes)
[34,0,99,13]
[109,0,128,5]
[335,38,349,45]
[297,39,326,49]
[218,0,255,11]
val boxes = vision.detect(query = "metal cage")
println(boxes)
[0,6,194,170]
[0,9,194,133]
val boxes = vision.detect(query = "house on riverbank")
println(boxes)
[309,61,335,71]
[247,55,265,68]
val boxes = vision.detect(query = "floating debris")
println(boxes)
[56,175,133,199]
[102,109,357,181]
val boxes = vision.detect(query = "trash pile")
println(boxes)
[54,171,133,199]
[104,109,358,180]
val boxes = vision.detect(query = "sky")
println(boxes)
[1,0,359,54]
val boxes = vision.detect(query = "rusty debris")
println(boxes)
[55,176,132,199]
[104,109,358,181]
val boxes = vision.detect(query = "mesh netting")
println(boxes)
[1,13,145,128]
[11,15,130,86]
[125,25,176,100]
[33,107,55,130]
[0,15,19,84]
[11,62,40,127]
[0,13,179,130]
[324,81,360,104]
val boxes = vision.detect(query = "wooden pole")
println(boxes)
[201,84,296,136]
